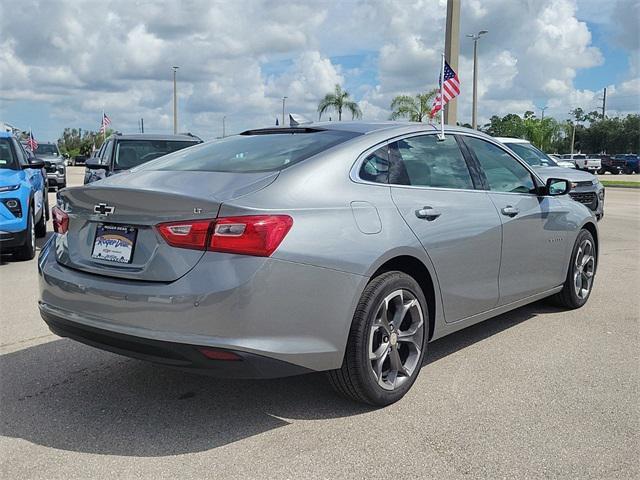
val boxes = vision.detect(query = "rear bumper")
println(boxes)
[41,310,312,378]
[38,237,365,374]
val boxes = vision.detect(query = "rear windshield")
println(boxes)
[0,138,18,169]
[139,130,361,173]
[114,140,199,170]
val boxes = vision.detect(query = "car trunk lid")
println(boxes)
[55,169,278,282]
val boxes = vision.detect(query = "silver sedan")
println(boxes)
[39,122,598,405]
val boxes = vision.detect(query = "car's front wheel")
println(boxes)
[328,271,428,406]
[16,207,36,260]
[553,229,596,309]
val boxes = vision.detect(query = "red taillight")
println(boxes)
[155,215,293,257]
[52,206,69,234]
[209,215,293,257]
[156,220,213,250]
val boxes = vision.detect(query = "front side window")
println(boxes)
[505,142,557,167]
[391,135,474,189]
[464,136,536,194]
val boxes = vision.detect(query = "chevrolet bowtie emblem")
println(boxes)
[94,203,115,215]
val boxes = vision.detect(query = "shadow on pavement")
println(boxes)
[0,300,560,457]
[0,231,53,265]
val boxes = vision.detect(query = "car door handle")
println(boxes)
[415,206,442,220]
[501,206,519,217]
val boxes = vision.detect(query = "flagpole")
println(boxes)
[102,110,106,143]
[439,52,445,140]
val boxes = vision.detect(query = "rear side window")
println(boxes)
[359,146,390,183]
[390,135,474,189]
[464,137,536,194]
[141,130,360,173]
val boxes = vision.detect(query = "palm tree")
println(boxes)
[318,84,362,121]
[389,89,438,122]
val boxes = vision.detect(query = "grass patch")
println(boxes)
[601,180,640,188]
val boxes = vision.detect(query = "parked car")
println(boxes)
[594,154,625,175]
[548,153,577,169]
[34,142,67,189]
[40,123,599,406]
[496,138,604,220]
[83,133,202,184]
[0,132,48,259]
[560,154,601,173]
[614,154,639,174]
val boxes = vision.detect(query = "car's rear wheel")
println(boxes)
[553,229,596,309]
[16,207,36,261]
[328,271,428,406]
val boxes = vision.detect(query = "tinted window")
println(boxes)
[465,137,536,194]
[0,138,18,169]
[505,142,557,167]
[359,146,390,183]
[35,144,60,156]
[142,130,360,173]
[114,140,198,170]
[101,140,114,165]
[13,139,28,166]
[392,135,474,189]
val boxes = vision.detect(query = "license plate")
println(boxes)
[91,224,138,264]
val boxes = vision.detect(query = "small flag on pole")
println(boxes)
[26,129,38,151]
[430,59,460,119]
[99,112,111,133]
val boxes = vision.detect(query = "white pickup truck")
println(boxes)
[560,154,601,172]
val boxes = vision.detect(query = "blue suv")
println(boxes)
[0,132,48,260]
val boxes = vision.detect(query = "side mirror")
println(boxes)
[85,157,107,170]
[22,157,45,169]
[546,178,571,196]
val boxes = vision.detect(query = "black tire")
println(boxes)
[35,202,47,238]
[613,169,620,175]
[552,229,596,309]
[598,168,606,175]
[328,271,428,406]
[16,207,36,261]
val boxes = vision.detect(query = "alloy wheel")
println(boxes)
[574,239,595,299]
[369,289,424,390]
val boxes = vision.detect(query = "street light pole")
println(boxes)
[466,31,487,130]
[172,66,179,134]
[282,97,287,127]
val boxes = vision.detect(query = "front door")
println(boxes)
[388,134,502,323]
[461,136,569,305]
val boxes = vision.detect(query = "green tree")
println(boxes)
[317,84,362,121]
[389,89,438,122]
[58,128,112,158]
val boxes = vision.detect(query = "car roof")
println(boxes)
[494,137,530,144]
[109,133,201,142]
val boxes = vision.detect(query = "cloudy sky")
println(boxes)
[1,0,638,141]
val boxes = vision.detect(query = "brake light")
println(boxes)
[156,215,293,256]
[156,220,213,250]
[198,347,242,361]
[210,215,293,257]
[52,206,69,234]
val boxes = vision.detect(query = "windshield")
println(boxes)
[141,130,361,173]
[35,144,59,156]
[505,142,558,167]
[0,139,18,170]
[114,140,199,170]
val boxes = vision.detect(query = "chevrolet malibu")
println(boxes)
[39,123,598,406]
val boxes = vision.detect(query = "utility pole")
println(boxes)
[602,87,607,118]
[172,66,179,134]
[444,0,460,125]
[222,116,226,138]
[282,97,287,127]
[141,118,144,133]
[467,30,488,129]
[570,122,576,155]
[540,105,548,120]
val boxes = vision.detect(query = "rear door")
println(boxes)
[388,133,502,323]
[461,135,569,305]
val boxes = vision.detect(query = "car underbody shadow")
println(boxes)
[0,299,561,457]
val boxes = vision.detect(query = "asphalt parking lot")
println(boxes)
[1,167,638,479]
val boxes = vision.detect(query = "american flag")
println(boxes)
[430,60,460,118]
[26,130,38,151]
[99,112,111,133]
